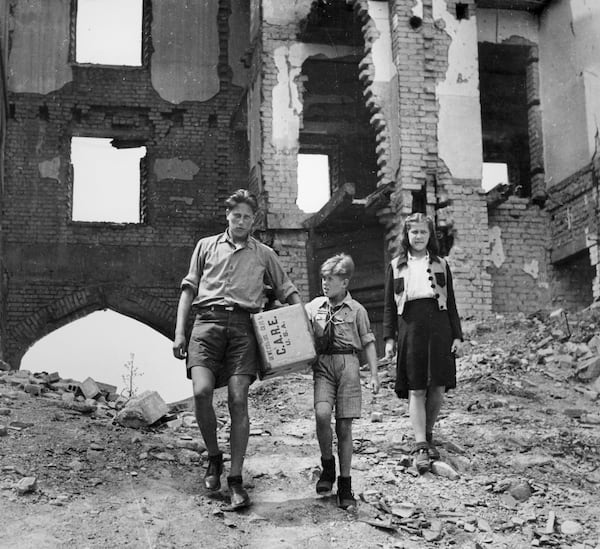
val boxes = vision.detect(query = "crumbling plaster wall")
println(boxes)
[539,0,600,186]
[475,7,585,313]
[7,0,72,94]
[1,0,253,366]
[539,0,600,306]
[431,0,491,316]
[261,0,358,229]
[150,1,220,103]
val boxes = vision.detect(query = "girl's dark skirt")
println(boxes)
[395,298,456,399]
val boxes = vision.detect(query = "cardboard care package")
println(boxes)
[252,304,317,380]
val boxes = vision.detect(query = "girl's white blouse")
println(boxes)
[406,252,436,301]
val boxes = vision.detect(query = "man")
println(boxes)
[172,189,301,510]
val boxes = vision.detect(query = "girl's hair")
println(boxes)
[399,212,440,255]
[320,253,355,280]
[225,189,258,213]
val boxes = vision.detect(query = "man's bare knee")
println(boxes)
[315,402,332,425]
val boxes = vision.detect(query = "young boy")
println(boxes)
[305,253,380,509]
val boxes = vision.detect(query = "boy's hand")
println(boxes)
[370,374,380,394]
[173,334,187,360]
[384,340,395,361]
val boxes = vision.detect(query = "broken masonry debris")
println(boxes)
[576,356,600,382]
[80,377,101,399]
[115,390,169,428]
[16,477,37,495]
[430,460,460,480]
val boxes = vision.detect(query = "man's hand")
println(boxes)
[369,374,380,395]
[173,334,187,360]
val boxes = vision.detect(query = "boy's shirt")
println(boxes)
[181,231,298,313]
[305,292,375,353]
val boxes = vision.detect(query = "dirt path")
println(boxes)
[1,313,600,548]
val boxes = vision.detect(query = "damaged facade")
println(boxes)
[0,0,598,367]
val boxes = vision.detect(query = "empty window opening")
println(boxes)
[479,43,531,196]
[456,3,469,20]
[71,137,146,223]
[297,153,331,213]
[411,186,427,213]
[482,162,509,191]
[21,311,191,403]
[75,0,143,66]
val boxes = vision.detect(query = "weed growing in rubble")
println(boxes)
[121,353,143,398]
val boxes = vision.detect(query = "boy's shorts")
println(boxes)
[313,354,361,419]
[186,308,258,388]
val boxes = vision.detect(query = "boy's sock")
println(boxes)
[316,456,336,494]
[336,476,356,510]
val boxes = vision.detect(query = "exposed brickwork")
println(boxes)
[0,0,259,366]
[353,0,395,189]
[488,197,553,312]
[2,0,598,368]
[386,0,492,315]
[547,164,597,261]
[526,46,546,202]
[551,254,595,312]
[446,181,492,317]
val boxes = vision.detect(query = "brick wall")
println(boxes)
[388,0,492,317]
[1,1,254,366]
[488,197,553,312]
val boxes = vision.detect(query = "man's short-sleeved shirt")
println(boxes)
[305,292,375,352]
[181,231,298,313]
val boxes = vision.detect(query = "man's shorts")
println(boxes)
[186,308,258,388]
[313,354,362,419]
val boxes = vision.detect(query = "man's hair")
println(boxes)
[399,212,440,255]
[320,253,355,280]
[225,189,258,213]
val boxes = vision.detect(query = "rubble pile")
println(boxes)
[0,308,599,548]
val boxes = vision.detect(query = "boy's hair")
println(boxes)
[320,253,355,280]
[399,212,440,255]
[225,189,258,213]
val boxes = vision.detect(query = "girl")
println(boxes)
[383,213,463,473]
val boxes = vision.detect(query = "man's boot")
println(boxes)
[316,456,336,494]
[204,452,223,491]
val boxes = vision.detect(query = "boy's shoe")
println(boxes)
[316,456,336,494]
[204,452,223,491]
[412,442,431,474]
[227,476,250,510]
[336,476,356,510]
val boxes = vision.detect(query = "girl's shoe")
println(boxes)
[316,456,336,494]
[412,442,431,474]
[336,476,356,510]
[426,433,440,460]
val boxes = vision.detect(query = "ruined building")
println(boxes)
[0,0,598,367]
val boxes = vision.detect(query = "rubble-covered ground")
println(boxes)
[1,308,600,549]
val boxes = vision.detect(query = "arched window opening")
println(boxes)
[21,310,190,403]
